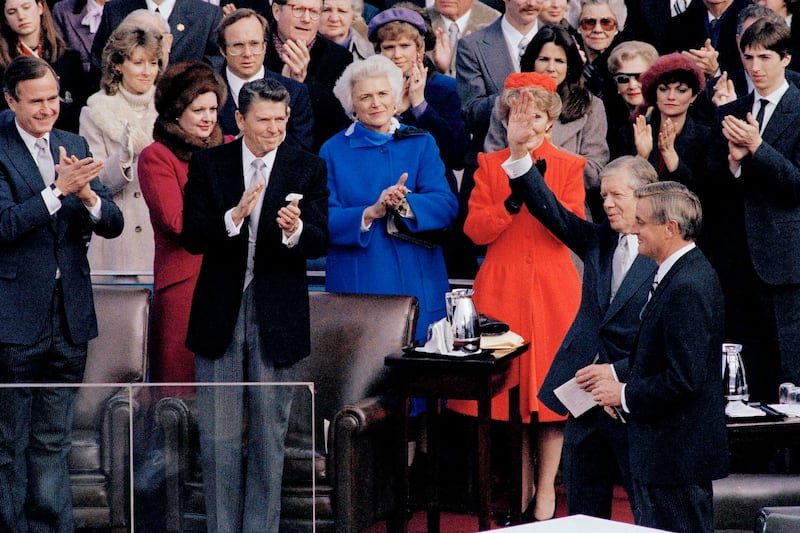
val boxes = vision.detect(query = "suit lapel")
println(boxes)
[479,21,514,94]
[602,254,656,327]
[639,248,698,324]
[762,84,800,145]
[1,118,49,200]
[596,229,616,311]
[167,0,190,50]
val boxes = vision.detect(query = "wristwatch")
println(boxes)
[49,182,65,201]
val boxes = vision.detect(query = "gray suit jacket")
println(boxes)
[427,2,500,77]
[456,17,516,164]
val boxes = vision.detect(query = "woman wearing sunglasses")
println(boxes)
[616,53,709,185]
[605,41,658,155]
[574,0,627,99]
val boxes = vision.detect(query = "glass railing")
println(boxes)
[0,382,316,532]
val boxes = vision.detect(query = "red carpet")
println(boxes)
[366,484,635,532]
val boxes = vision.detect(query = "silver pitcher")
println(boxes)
[722,343,749,402]
[445,289,481,352]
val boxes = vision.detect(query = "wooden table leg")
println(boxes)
[426,397,440,533]
[477,388,492,531]
[508,385,522,524]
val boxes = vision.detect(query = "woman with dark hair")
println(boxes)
[485,23,609,221]
[80,26,162,282]
[0,0,87,131]
[139,61,229,387]
[617,53,709,185]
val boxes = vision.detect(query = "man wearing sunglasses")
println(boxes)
[664,0,749,78]
[267,0,353,150]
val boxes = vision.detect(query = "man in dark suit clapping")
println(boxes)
[0,56,123,531]
[592,181,728,533]
[182,77,328,532]
[707,17,800,401]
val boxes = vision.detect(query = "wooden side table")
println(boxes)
[385,344,529,532]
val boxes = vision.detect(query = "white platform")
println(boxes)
[487,515,674,532]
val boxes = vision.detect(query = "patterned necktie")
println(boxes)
[35,137,55,187]
[610,235,630,301]
[671,0,690,17]
[448,23,460,52]
[648,277,659,301]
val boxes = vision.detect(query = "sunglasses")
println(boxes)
[613,72,642,84]
[579,17,617,31]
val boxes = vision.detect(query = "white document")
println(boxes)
[554,377,598,418]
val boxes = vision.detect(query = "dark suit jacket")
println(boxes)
[52,0,93,73]
[182,138,329,363]
[91,0,223,70]
[625,0,672,53]
[615,113,710,189]
[265,33,352,150]
[218,65,315,153]
[508,164,657,414]
[625,247,728,484]
[0,112,123,345]
[714,84,800,285]
[665,0,749,76]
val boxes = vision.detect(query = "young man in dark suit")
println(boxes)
[0,56,123,531]
[709,17,800,401]
[516,155,658,520]
[181,78,328,532]
[592,181,728,533]
[216,8,315,152]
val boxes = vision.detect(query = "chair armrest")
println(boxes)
[153,396,194,533]
[757,506,800,533]
[100,387,141,528]
[330,395,402,533]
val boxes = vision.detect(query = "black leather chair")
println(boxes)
[154,291,418,533]
[756,505,800,532]
[713,475,800,533]
[70,284,150,530]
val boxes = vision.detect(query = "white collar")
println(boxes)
[146,0,175,21]
[14,119,50,158]
[226,66,266,108]
[241,137,278,176]
[656,242,696,283]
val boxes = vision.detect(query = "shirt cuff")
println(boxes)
[282,219,303,247]
[620,383,630,413]
[85,196,102,222]
[41,187,61,215]
[501,153,533,179]
[225,208,243,236]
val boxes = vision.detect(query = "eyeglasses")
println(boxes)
[613,72,642,84]
[579,17,617,31]
[285,4,322,20]
[226,40,267,56]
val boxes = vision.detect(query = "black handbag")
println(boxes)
[385,209,450,249]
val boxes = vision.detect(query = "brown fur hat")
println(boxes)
[154,61,227,121]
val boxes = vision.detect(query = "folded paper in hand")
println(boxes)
[554,377,598,418]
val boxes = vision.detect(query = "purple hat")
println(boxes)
[367,7,427,41]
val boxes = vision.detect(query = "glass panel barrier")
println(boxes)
[0,382,315,533]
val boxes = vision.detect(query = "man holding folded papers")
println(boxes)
[591,182,728,533]
[524,154,657,519]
